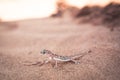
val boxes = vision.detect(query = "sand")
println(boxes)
[0,17,120,80]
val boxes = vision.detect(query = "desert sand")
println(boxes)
[0,17,120,80]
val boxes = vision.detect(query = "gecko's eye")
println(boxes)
[43,51,46,54]
[40,49,46,54]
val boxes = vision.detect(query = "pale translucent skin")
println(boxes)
[39,49,90,67]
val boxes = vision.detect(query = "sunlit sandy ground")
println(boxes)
[0,17,120,80]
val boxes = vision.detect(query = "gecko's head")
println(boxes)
[40,49,51,55]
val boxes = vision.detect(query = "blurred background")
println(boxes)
[0,0,119,21]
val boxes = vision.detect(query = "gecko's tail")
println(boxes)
[70,50,91,60]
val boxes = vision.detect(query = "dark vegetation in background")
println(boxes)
[51,0,79,18]
[51,0,69,17]
[76,2,120,31]
[51,2,120,31]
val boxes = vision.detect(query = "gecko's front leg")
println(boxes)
[37,59,52,66]
[54,60,58,68]
[23,61,42,66]
[23,59,51,66]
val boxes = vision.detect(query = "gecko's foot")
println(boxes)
[71,60,80,64]
[75,61,80,64]
[53,66,57,68]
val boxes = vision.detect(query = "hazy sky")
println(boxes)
[0,0,56,21]
[0,0,118,21]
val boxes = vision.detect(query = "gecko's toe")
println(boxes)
[75,61,80,64]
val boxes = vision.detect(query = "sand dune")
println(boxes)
[0,17,120,80]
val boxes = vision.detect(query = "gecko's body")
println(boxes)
[25,49,91,67]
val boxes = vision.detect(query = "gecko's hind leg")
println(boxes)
[71,60,80,64]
